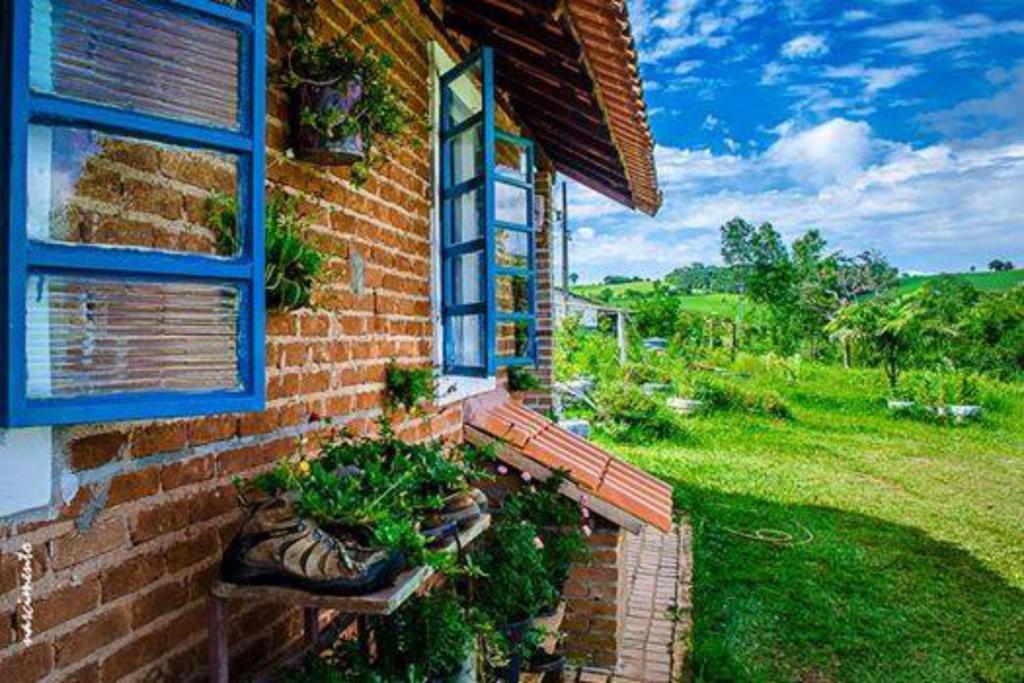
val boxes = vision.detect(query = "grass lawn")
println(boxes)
[595,363,1024,682]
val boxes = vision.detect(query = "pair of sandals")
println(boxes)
[222,485,489,596]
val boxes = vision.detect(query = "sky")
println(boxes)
[565,0,1024,283]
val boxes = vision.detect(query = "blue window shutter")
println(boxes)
[0,0,267,427]
[439,47,538,376]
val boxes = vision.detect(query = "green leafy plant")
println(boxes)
[276,0,418,186]
[592,380,690,442]
[507,366,543,392]
[385,361,437,413]
[241,417,493,566]
[501,471,589,595]
[473,519,558,627]
[205,191,326,312]
[691,375,792,419]
[373,589,476,680]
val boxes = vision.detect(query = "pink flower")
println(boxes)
[581,507,590,520]
[497,465,509,476]
[578,494,590,506]
[521,471,533,483]
[582,525,592,537]
[533,536,545,550]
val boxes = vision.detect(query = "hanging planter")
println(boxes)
[276,0,418,186]
[294,79,366,165]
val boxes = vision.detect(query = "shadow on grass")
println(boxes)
[668,482,1024,683]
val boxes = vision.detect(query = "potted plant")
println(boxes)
[887,379,915,411]
[946,372,983,419]
[276,0,417,184]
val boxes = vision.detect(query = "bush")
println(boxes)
[592,381,690,442]
[691,375,792,419]
[474,519,557,625]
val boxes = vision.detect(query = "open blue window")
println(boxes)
[0,0,267,427]
[440,47,537,377]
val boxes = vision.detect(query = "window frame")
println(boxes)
[438,46,539,379]
[0,0,267,427]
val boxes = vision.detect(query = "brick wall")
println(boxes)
[0,2,535,681]
[520,162,556,414]
[562,518,627,669]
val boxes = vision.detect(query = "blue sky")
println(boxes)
[567,0,1024,283]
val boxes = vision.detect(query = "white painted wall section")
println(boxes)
[0,428,54,517]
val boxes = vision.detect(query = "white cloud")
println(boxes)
[724,137,741,153]
[702,114,721,131]
[862,14,1024,55]
[841,9,874,23]
[760,61,792,86]
[781,33,829,59]
[673,60,704,75]
[652,0,699,32]
[576,226,596,240]
[824,63,921,95]
[923,62,1024,142]
[765,118,875,186]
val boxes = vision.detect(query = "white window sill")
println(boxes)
[436,375,496,407]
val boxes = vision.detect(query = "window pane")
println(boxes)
[30,0,241,130]
[450,188,483,244]
[444,61,482,127]
[496,137,530,182]
[450,314,484,368]
[497,275,530,313]
[26,274,242,398]
[448,124,483,185]
[496,229,529,269]
[496,181,529,226]
[27,124,240,256]
[498,320,531,358]
[451,252,483,305]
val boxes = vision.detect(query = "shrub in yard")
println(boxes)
[593,381,690,442]
[692,375,792,419]
[384,360,436,413]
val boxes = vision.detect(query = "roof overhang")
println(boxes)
[444,0,662,216]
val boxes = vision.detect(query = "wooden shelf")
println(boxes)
[211,513,491,616]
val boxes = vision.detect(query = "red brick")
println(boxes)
[100,551,166,603]
[300,314,330,336]
[0,642,54,683]
[130,581,188,628]
[190,484,239,523]
[164,528,219,573]
[160,457,215,491]
[56,604,131,667]
[188,416,237,446]
[100,604,204,682]
[130,498,191,544]
[238,409,279,437]
[68,432,127,471]
[266,313,294,336]
[184,562,220,601]
[215,438,292,477]
[34,577,100,634]
[62,662,101,683]
[107,468,160,507]
[51,517,129,570]
[131,422,189,458]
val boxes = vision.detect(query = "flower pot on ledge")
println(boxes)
[294,81,365,166]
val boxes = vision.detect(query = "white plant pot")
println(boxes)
[641,383,672,395]
[950,405,982,418]
[887,400,915,411]
[668,398,704,415]
[558,419,592,439]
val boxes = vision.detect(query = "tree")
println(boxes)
[826,296,920,390]
[569,272,579,285]
[989,259,1015,272]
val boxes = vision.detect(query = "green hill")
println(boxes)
[892,269,1024,295]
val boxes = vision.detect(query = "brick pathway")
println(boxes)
[564,518,693,683]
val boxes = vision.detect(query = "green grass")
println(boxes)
[892,269,1024,296]
[593,362,1024,682]
[573,282,743,316]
